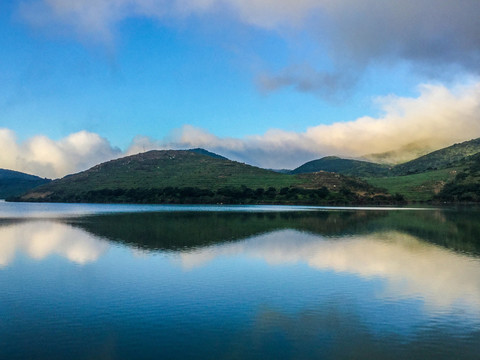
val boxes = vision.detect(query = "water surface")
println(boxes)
[1,203,479,359]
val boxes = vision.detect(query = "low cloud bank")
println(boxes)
[131,81,480,168]
[1,81,479,178]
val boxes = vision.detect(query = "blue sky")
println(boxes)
[1,0,480,177]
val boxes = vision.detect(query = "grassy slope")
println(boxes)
[365,168,460,201]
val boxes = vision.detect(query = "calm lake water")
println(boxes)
[1,202,479,359]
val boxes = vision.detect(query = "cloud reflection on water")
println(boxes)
[179,229,480,311]
[2,219,480,313]
[0,221,109,267]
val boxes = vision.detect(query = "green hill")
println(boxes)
[0,169,51,199]
[291,156,390,177]
[292,138,480,179]
[391,138,480,175]
[12,149,394,205]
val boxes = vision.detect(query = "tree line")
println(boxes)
[11,185,405,205]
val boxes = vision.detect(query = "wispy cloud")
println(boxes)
[257,65,355,101]
[17,0,480,96]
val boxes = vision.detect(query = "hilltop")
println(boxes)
[291,156,390,177]
[12,149,393,205]
[0,169,51,199]
[187,148,228,160]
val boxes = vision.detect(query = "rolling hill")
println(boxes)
[12,149,393,205]
[290,138,480,202]
[0,169,51,199]
[364,138,480,201]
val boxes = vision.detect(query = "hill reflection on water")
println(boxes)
[70,209,480,255]
[1,209,480,312]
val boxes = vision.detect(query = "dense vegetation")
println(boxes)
[435,153,480,202]
[23,184,402,205]
[0,169,51,199]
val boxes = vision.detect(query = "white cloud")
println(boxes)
[0,130,121,178]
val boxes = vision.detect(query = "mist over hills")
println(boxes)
[391,138,480,175]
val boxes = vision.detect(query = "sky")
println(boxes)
[1,0,480,178]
